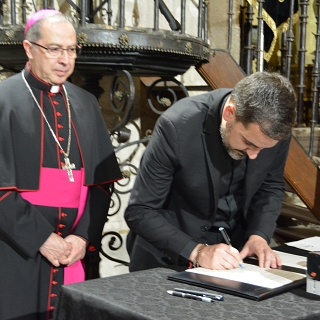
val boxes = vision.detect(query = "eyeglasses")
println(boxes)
[29,41,81,58]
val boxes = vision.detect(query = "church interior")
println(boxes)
[1,0,319,280]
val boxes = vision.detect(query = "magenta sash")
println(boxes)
[20,167,88,285]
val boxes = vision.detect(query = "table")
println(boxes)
[54,268,320,320]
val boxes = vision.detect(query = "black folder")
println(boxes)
[167,246,308,301]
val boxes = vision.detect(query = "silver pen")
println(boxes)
[167,290,213,303]
[174,288,224,301]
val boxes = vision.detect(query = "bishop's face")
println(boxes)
[24,20,76,85]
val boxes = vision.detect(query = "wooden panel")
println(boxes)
[275,226,320,241]
[196,50,246,89]
[196,51,320,222]
[281,202,319,224]
[284,137,320,219]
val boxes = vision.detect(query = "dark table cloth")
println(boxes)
[54,267,320,320]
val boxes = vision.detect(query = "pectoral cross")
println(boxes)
[62,156,75,182]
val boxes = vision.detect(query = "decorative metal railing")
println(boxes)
[0,0,209,272]
[1,0,320,273]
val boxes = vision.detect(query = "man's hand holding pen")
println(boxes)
[189,227,243,270]
[189,228,282,270]
[190,243,244,270]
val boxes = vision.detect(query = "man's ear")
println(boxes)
[222,103,236,122]
[23,40,33,59]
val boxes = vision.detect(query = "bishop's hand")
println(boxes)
[58,234,88,266]
[39,232,72,267]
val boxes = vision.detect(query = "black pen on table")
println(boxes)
[167,290,214,303]
[174,288,224,301]
[219,227,243,268]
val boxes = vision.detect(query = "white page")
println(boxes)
[186,264,306,289]
[286,236,320,251]
[273,250,307,270]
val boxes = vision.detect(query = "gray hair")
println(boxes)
[230,72,297,140]
[25,13,74,42]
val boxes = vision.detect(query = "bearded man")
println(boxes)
[125,72,297,272]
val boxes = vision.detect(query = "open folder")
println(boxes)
[167,248,307,301]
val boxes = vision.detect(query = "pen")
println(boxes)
[219,227,243,268]
[219,227,232,245]
[167,290,213,303]
[174,288,224,301]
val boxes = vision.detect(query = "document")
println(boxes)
[286,236,320,251]
[273,250,307,270]
[185,251,306,289]
[186,263,306,289]
[168,249,307,300]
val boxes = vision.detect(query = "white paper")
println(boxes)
[273,250,307,270]
[186,264,306,289]
[286,236,320,251]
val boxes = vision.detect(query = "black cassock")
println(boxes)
[0,66,121,320]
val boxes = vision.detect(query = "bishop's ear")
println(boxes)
[23,40,34,59]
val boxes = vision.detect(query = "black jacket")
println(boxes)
[125,89,290,271]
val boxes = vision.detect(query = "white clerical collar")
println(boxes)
[50,85,60,93]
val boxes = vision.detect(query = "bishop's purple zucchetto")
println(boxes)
[24,9,61,37]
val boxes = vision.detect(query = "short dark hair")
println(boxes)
[230,72,297,140]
